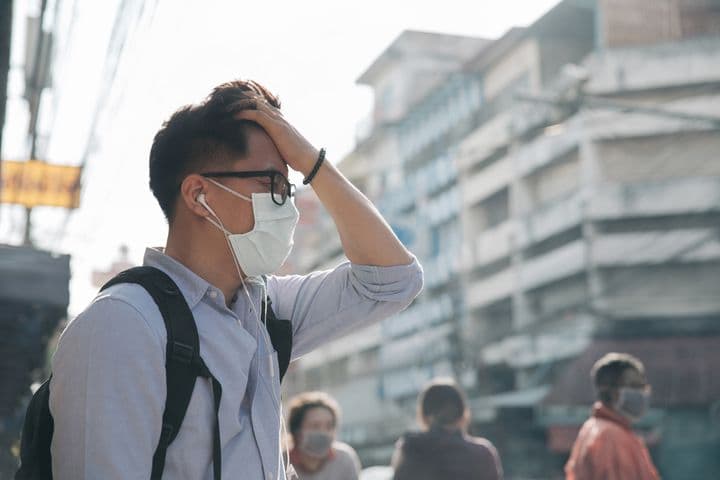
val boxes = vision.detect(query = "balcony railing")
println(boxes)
[591,176,720,219]
[379,359,455,400]
[594,228,720,266]
[383,294,454,339]
[585,37,720,95]
[520,239,586,291]
[379,323,453,370]
[471,220,514,269]
[466,267,514,311]
[516,191,584,249]
[461,156,512,207]
[481,317,594,367]
[423,250,462,290]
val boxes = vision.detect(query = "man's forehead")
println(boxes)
[241,125,288,173]
[304,407,335,424]
[229,155,288,174]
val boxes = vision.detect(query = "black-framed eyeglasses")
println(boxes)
[200,170,296,206]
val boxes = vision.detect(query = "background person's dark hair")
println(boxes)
[149,79,281,222]
[419,378,467,428]
[287,391,341,442]
[591,352,645,404]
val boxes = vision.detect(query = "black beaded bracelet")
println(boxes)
[303,148,326,185]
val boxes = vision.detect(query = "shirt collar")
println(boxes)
[142,247,213,309]
[592,401,633,430]
[288,446,336,473]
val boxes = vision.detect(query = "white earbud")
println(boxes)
[197,193,219,219]
[198,193,219,216]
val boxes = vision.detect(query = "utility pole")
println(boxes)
[23,0,50,246]
[0,0,14,229]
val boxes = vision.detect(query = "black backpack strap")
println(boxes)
[259,276,293,381]
[262,296,293,381]
[15,377,54,480]
[101,266,221,480]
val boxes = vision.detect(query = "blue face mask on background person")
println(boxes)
[299,430,334,459]
[200,179,299,277]
[616,387,651,421]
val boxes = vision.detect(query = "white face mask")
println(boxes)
[201,179,299,278]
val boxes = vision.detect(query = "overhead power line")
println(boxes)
[516,91,720,128]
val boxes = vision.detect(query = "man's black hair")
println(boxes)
[591,352,645,404]
[419,378,467,428]
[149,80,280,222]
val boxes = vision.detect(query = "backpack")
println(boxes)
[15,266,293,480]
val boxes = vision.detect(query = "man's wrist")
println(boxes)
[295,147,320,176]
[302,149,326,185]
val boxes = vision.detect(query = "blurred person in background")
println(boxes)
[287,391,361,480]
[565,352,659,480]
[391,378,503,480]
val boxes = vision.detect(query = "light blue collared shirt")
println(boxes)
[50,248,423,480]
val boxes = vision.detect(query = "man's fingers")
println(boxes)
[227,96,283,120]
[233,108,278,128]
[253,98,284,118]
[227,98,258,112]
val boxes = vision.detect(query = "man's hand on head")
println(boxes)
[229,96,320,177]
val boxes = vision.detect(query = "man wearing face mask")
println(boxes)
[286,392,361,480]
[565,352,660,480]
[48,80,423,480]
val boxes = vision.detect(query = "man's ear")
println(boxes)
[597,385,618,407]
[180,174,210,218]
[608,387,620,407]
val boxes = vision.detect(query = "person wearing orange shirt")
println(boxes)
[565,352,660,480]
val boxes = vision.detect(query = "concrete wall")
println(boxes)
[524,149,581,210]
[483,39,541,101]
[601,262,720,317]
[599,0,720,48]
[597,131,720,183]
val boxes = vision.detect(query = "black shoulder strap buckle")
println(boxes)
[169,341,195,366]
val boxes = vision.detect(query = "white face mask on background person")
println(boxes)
[299,430,334,459]
[615,386,651,421]
[199,178,299,278]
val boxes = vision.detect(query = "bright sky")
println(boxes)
[1,0,559,315]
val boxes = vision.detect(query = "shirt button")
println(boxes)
[208,290,218,299]
[266,473,273,480]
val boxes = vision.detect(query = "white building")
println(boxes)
[283,1,720,476]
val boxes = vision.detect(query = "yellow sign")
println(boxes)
[1,160,82,209]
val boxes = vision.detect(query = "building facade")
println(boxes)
[283,1,720,477]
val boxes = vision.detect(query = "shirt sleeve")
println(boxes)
[267,257,423,360]
[341,443,362,478]
[49,295,166,480]
[484,442,504,480]
[390,437,405,477]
